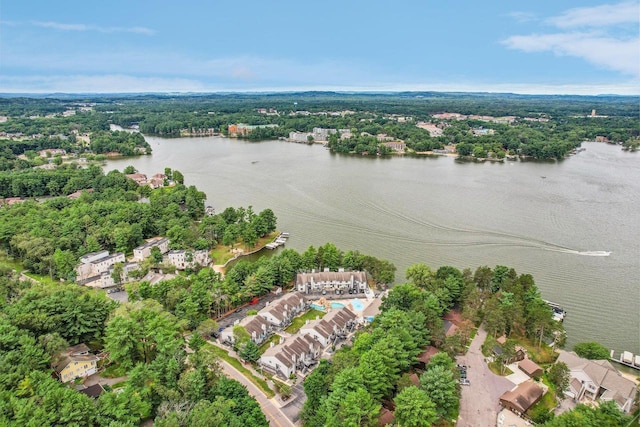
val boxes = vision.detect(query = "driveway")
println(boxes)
[456,326,515,427]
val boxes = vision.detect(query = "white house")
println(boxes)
[133,237,169,261]
[299,306,357,347]
[166,249,211,270]
[76,252,125,282]
[259,334,322,379]
[296,270,368,294]
[258,292,307,329]
[557,351,638,414]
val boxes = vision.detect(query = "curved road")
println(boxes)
[218,359,294,427]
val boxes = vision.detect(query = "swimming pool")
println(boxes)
[351,299,364,311]
[330,302,345,309]
[309,303,326,311]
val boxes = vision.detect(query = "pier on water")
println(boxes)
[265,232,289,250]
[610,350,640,371]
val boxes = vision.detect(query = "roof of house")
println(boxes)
[417,346,440,364]
[134,237,168,251]
[262,334,318,368]
[79,383,105,398]
[518,359,543,376]
[54,353,99,374]
[499,381,544,413]
[259,292,305,322]
[239,315,271,338]
[378,408,395,426]
[443,319,458,337]
[67,343,90,356]
[302,306,356,341]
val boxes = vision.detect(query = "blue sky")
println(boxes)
[1,1,638,94]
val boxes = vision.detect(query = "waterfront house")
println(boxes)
[295,269,368,294]
[54,343,99,383]
[557,351,637,414]
[259,334,321,379]
[499,380,544,415]
[381,141,406,152]
[299,306,357,347]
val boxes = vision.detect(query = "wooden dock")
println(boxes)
[265,232,289,250]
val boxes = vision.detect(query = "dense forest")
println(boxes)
[1,92,638,160]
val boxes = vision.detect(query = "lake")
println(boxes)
[108,136,640,354]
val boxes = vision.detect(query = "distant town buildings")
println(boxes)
[228,123,279,137]
[381,141,406,152]
[416,122,444,137]
[288,127,352,143]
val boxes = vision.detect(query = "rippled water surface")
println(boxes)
[108,137,640,353]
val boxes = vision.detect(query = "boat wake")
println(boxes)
[575,250,612,257]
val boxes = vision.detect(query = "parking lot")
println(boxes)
[456,327,515,427]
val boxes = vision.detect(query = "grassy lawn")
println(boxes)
[285,309,325,334]
[210,231,280,265]
[258,334,283,355]
[516,336,558,364]
[488,361,513,376]
[102,364,127,378]
[207,344,275,398]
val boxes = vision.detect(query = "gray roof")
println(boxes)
[134,237,168,251]
[259,292,305,322]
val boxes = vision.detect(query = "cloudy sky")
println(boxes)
[1,0,638,94]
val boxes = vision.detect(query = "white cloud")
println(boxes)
[502,32,640,76]
[507,11,538,23]
[31,20,155,35]
[546,1,639,28]
[504,2,640,77]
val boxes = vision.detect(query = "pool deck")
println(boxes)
[309,294,384,321]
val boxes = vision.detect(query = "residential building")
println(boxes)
[472,127,495,136]
[79,384,105,399]
[228,123,278,136]
[557,351,638,413]
[258,292,307,328]
[125,173,149,186]
[133,237,170,261]
[76,251,125,281]
[166,249,211,270]
[518,359,543,379]
[299,306,357,347]
[220,315,272,345]
[289,131,313,143]
[54,343,99,383]
[259,334,322,379]
[499,380,544,415]
[381,141,406,152]
[416,122,443,137]
[295,269,368,294]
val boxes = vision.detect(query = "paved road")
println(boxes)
[218,358,294,427]
[457,326,515,427]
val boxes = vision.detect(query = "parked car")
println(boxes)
[460,379,470,386]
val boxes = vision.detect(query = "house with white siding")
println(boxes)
[296,269,368,294]
[76,251,125,282]
[166,249,211,270]
[133,237,169,261]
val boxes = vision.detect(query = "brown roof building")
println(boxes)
[499,381,544,415]
[518,359,543,378]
